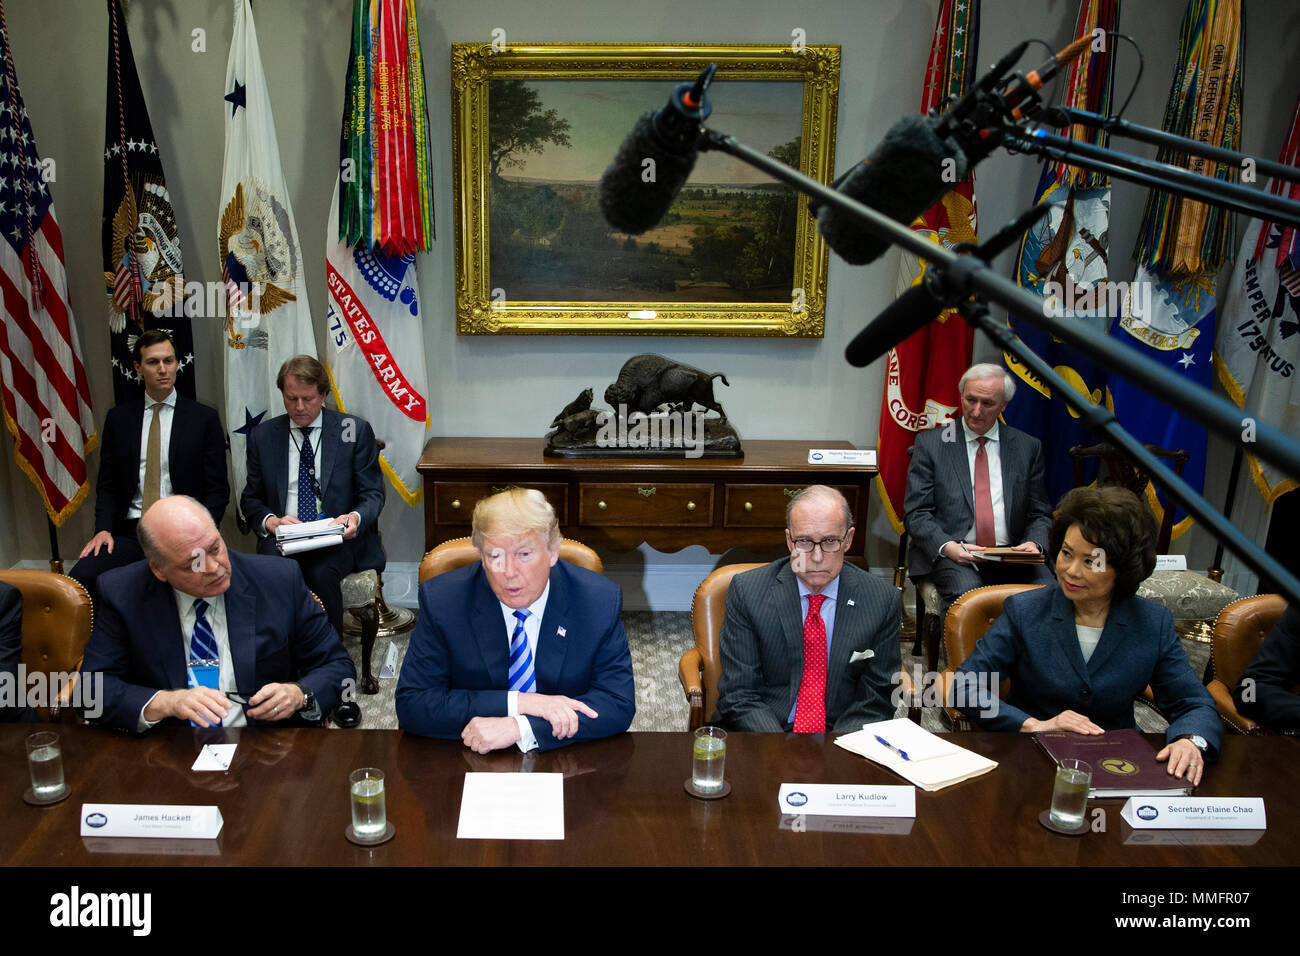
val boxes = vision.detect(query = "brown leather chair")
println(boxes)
[0,570,93,719]
[1207,594,1287,735]
[418,536,603,583]
[679,563,918,732]
[940,584,1041,730]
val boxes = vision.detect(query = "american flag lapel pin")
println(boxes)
[557,626,567,637]
[846,599,856,607]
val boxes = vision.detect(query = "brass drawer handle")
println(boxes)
[637,487,657,498]
[783,488,802,499]
[451,499,461,509]
[744,501,753,512]
[598,500,607,511]
[686,501,696,512]
[492,486,509,493]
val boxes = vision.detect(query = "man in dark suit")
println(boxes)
[714,485,901,733]
[240,355,384,638]
[70,330,229,604]
[904,363,1055,616]
[1234,604,1300,734]
[0,582,27,721]
[396,488,634,752]
[79,495,355,732]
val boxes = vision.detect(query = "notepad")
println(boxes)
[836,718,998,792]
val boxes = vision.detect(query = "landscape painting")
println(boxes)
[450,43,841,336]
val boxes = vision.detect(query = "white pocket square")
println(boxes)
[849,649,875,663]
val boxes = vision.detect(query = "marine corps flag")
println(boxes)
[875,0,978,535]
[1113,0,1243,538]
[327,0,432,505]
[101,0,194,403]
[220,0,316,523]
[1002,0,1120,504]
[0,1,97,525]
[1215,95,1300,506]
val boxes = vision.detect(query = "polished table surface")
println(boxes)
[4,725,1297,866]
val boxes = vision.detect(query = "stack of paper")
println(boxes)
[275,517,344,555]
[835,718,998,792]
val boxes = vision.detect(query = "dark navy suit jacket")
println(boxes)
[395,559,635,750]
[80,551,355,731]
[956,584,1221,754]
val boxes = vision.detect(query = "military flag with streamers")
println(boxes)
[337,0,435,255]
[1002,0,1120,504]
[220,0,316,524]
[101,0,194,404]
[0,3,96,525]
[1112,0,1243,538]
[327,0,431,506]
[1214,94,1300,506]
[875,0,979,535]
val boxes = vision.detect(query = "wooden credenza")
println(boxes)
[417,438,877,559]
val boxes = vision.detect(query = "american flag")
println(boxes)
[0,6,97,525]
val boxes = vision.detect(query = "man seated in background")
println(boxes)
[396,487,634,752]
[79,495,355,732]
[714,485,901,733]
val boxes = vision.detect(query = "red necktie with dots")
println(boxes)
[793,593,828,733]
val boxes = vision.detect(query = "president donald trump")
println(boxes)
[396,488,635,752]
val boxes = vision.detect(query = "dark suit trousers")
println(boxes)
[930,556,1056,620]
[69,533,146,607]
[286,543,358,640]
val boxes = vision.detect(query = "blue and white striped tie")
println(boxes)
[191,598,219,662]
[508,609,536,693]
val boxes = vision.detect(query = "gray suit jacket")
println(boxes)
[903,422,1053,579]
[714,559,901,733]
[240,408,385,571]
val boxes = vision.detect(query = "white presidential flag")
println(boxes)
[218,0,316,523]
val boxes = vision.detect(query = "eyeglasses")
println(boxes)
[789,535,845,553]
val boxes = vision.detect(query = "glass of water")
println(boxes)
[1049,758,1091,829]
[26,731,67,799]
[692,726,727,793]
[349,768,386,838]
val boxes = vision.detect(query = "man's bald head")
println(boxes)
[139,496,232,597]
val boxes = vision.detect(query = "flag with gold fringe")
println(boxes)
[326,0,431,506]
[875,0,978,536]
[1002,0,1120,505]
[1214,94,1300,507]
[1112,0,1243,540]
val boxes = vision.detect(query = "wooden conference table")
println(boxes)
[4,725,1297,866]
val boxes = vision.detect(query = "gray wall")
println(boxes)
[2,0,1296,591]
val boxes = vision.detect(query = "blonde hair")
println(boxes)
[471,487,560,551]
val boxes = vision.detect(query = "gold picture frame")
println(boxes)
[450,42,840,336]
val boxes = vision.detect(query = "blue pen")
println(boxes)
[875,735,910,761]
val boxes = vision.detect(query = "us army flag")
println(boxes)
[219,0,316,524]
[325,182,430,504]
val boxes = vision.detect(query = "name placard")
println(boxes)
[807,448,877,466]
[1154,555,1188,571]
[1120,796,1265,830]
[80,803,224,839]
[778,783,915,817]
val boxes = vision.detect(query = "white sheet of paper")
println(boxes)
[864,717,960,762]
[457,772,564,840]
[275,517,344,540]
[379,641,399,679]
[191,744,238,772]
[278,532,344,555]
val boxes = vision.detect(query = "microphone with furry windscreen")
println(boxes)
[599,65,716,235]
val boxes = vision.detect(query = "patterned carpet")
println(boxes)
[333,609,1208,735]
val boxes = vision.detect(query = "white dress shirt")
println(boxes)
[285,411,324,522]
[139,590,245,730]
[127,389,177,519]
[499,581,551,753]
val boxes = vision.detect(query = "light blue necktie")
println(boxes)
[508,609,536,693]
[191,598,219,662]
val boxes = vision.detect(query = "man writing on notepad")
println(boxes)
[904,363,1055,619]
[241,355,385,638]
